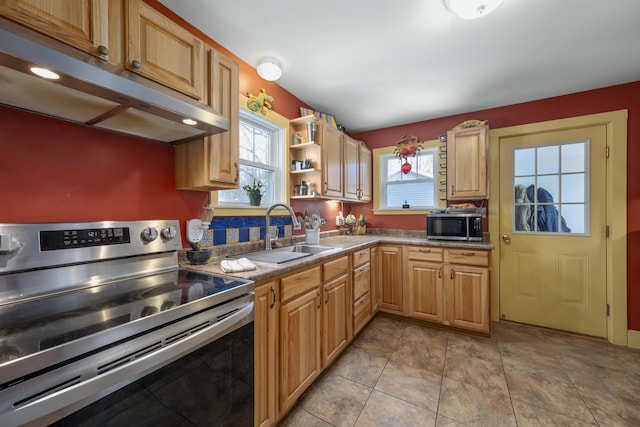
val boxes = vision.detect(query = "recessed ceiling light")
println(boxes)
[30,67,60,80]
[182,118,197,126]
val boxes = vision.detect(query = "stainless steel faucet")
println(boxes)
[265,203,302,250]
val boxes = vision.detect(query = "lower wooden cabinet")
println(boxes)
[279,267,322,413]
[445,249,490,333]
[352,248,371,335]
[378,245,403,314]
[405,246,491,333]
[322,256,349,367]
[254,281,278,427]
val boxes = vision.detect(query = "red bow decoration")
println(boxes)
[393,134,423,174]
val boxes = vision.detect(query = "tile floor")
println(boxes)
[280,316,640,426]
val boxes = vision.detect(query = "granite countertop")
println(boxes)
[179,230,494,283]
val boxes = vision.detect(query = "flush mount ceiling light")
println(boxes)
[444,0,504,19]
[256,57,282,81]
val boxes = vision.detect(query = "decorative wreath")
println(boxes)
[393,134,423,174]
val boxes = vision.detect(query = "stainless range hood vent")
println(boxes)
[0,18,228,144]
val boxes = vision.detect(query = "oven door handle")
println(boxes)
[1,297,254,427]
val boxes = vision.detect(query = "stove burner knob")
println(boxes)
[160,225,177,240]
[141,305,158,317]
[161,300,177,311]
[141,227,158,243]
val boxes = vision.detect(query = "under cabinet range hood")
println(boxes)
[0,18,228,144]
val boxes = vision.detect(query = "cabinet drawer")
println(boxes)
[280,266,321,303]
[353,262,370,301]
[353,292,370,334]
[323,255,348,282]
[352,248,370,268]
[445,249,489,267]
[406,246,443,262]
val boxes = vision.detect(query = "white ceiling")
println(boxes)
[159,0,640,133]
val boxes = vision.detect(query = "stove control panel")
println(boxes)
[40,227,131,251]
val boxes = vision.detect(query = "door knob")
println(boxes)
[502,234,511,243]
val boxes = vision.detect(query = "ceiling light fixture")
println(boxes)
[256,57,282,81]
[444,0,504,19]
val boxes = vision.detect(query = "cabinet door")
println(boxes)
[279,288,321,412]
[322,125,343,198]
[0,0,110,59]
[322,274,349,368]
[447,125,488,199]
[206,50,239,187]
[358,142,372,201]
[255,281,278,427]
[379,245,404,314]
[407,260,444,323]
[445,265,490,333]
[174,49,239,191]
[126,0,203,99]
[343,135,359,200]
[370,247,380,313]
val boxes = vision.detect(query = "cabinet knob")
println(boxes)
[131,60,142,70]
[97,45,109,56]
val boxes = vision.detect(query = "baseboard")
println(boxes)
[628,329,640,349]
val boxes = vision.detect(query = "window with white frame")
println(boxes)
[218,109,284,205]
[379,149,438,209]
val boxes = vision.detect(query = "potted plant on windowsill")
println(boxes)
[243,180,265,206]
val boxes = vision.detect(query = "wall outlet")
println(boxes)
[186,219,204,243]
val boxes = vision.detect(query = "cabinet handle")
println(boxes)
[359,265,369,273]
[97,45,109,56]
[323,182,328,194]
[131,60,141,69]
[361,297,368,305]
[418,249,432,253]
[460,252,476,256]
[317,291,322,309]
[450,268,454,279]
[451,184,455,196]
[269,286,276,309]
[438,267,441,279]
[234,162,239,183]
[325,289,329,304]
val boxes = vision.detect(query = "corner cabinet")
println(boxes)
[125,0,203,99]
[289,115,371,201]
[344,135,372,202]
[175,49,240,190]
[378,245,404,314]
[0,0,112,61]
[446,124,489,200]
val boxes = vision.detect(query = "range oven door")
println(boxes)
[0,293,254,427]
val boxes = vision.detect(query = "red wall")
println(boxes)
[351,81,640,332]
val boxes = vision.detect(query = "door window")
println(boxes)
[513,140,589,234]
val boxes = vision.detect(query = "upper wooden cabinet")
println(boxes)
[343,135,372,202]
[0,0,111,60]
[290,116,372,202]
[175,49,239,190]
[125,0,203,99]
[447,124,489,200]
[322,125,343,198]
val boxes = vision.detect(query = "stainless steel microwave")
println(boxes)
[426,212,483,241]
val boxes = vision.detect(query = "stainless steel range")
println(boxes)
[0,220,254,427]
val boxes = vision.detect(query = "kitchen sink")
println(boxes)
[229,244,342,265]
[274,244,340,255]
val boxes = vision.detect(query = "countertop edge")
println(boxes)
[179,235,494,283]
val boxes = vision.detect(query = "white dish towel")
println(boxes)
[220,257,256,273]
